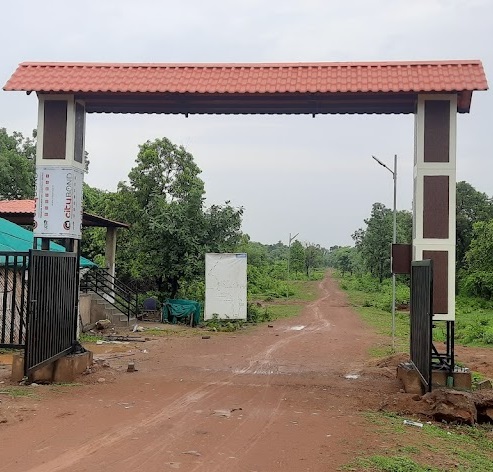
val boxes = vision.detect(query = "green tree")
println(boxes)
[289,240,305,276]
[236,235,268,267]
[396,210,412,244]
[304,243,324,277]
[327,246,357,276]
[352,203,392,282]
[462,220,493,299]
[0,128,36,199]
[266,241,289,262]
[110,137,243,298]
[352,204,412,282]
[80,183,115,265]
[456,181,493,271]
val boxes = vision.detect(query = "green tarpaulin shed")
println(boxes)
[0,217,95,267]
[162,299,201,327]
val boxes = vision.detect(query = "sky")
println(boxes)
[0,0,491,249]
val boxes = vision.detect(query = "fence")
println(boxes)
[0,252,29,349]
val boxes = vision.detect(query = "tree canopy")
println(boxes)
[0,128,36,200]
[456,181,493,271]
[461,220,493,299]
[93,137,244,299]
[351,203,412,282]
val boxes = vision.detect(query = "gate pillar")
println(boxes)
[413,94,457,321]
[34,94,86,241]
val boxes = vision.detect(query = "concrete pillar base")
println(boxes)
[11,351,25,383]
[11,351,93,383]
[432,369,472,390]
[397,363,424,395]
[398,363,473,393]
[53,351,93,383]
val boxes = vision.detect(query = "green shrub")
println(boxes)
[247,303,272,323]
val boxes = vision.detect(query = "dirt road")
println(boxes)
[0,274,401,471]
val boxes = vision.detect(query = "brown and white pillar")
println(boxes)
[413,94,457,321]
[34,95,86,243]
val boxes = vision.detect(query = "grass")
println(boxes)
[344,412,493,471]
[335,271,493,351]
[0,348,17,354]
[143,326,204,337]
[346,456,439,472]
[79,333,103,343]
[288,278,321,301]
[334,272,410,353]
[252,278,321,322]
[0,386,35,398]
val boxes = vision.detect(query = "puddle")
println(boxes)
[344,373,360,380]
[82,343,132,354]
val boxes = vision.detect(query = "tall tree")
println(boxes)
[0,128,36,199]
[352,203,392,282]
[110,137,243,298]
[462,220,493,299]
[304,243,324,277]
[456,181,493,271]
[327,246,357,276]
[289,240,305,276]
[352,204,412,282]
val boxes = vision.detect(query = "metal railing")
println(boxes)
[80,267,139,321]
[0,252,28,348]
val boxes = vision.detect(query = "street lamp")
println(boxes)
[371,154,397,351]
[287,232,299,298]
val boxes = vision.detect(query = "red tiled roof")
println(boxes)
[0,199,34,213]
[0,200,128,228]
[3,60,488,94]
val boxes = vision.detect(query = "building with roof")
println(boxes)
[0,199,128,279]
[0,216,94,267]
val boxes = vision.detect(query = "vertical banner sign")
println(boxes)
[34,166,84,239]
[205,253,247,320]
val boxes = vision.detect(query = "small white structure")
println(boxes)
[205,253,247,320]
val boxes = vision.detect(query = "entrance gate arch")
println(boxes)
[3,60,488,371]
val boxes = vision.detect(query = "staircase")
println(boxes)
[80,268,139,327]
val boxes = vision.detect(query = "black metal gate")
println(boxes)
[410,259,433,392]
[25,250,79,375]
[0,252,29,348]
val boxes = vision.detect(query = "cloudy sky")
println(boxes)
[0,0,491,248]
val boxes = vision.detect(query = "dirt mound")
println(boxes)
[366,352,409,369]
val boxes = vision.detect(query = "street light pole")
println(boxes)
[287,232,299,298]
[372,154,397,351]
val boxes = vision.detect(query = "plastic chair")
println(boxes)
[139,297,160,320]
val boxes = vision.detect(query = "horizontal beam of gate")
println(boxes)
[25,250,79,375]
[0,252,28,348]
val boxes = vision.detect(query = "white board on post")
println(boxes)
[205,253,247,320]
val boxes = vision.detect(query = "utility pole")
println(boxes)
[372,154,397,351]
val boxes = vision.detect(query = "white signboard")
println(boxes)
[34,166,84,239]
[205,253,247,320]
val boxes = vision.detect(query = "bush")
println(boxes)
[247,303,272,323]
[461,271,493,300]
[178,280,205,303]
